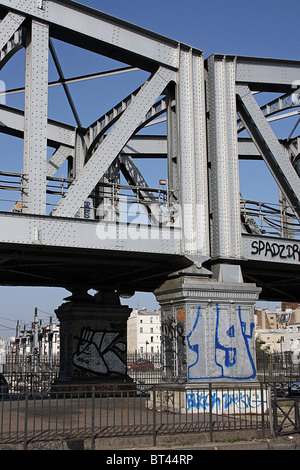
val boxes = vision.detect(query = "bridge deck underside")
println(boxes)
[238,260,300,302]
[0,242,192,293]
[1,239,299,302]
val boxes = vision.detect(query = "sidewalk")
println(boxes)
[156,436,300,450]
[119,432,300,451]
[1,435,299,451]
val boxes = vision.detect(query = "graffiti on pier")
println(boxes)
[73,327,127,376]
[161,312,186,379]
[186,389,268,414]
[187,304,256,381]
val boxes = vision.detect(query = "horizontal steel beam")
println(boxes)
[242,233,300,266]
[0,0,184,70]
[0,104,76,148]
[235,56,300,92]
[0,212,182,255]
[121,135,167,157]
[0,107,264,160]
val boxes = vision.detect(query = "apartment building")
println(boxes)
[255,303,300,356]
[127,308,161,355]
[283,323,300,355]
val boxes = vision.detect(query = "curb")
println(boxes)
[141,437,300,451]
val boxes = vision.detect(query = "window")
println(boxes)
[151,336,153,342]
[140,327,143,333]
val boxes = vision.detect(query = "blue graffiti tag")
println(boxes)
[187,304,256,381]
[186,391,266,412]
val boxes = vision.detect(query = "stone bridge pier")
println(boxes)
[55,290,133,389]
[54,270,261,388]
[155,270,261,383]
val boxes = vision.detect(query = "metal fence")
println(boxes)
[1,355,60,394]
[270,383,300,437]
[0,382,269,449]
[0,352,299,448]
[2,351,299,394]
[256,351,300,382]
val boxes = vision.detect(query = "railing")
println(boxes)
[2,355,60,394]
[271,383,300,436]
[1,352,299,448]
[256,351,300,383]
[2,351,299,393]
[0,383,269,450]
[272,398,300,436]
[127,353,163,385]
[240,199,300,239]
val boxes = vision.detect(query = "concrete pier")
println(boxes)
[155,274,261,383]
[55,290,133,388]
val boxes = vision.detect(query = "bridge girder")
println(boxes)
[0,1,300,301]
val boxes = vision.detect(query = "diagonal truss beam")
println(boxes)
[47,145,74,177]
[0,11,25,50]
[49,38,82,128]
[52,66,176,218]
[119,155,167,224]
[236,85,300,219]
[0,104,76,148]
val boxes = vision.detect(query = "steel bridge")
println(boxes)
[0,0,300,303]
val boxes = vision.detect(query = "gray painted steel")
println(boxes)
[0,1,299,301]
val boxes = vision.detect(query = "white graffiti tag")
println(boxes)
[73,328,126,376]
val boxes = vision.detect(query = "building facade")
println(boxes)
[255,303,300,358]
[127,308,161,356]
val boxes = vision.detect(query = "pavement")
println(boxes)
[157,436,300,450]
[1,430,299,451]
[119,433,300,451]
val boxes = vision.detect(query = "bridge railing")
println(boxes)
[241,198,300,239]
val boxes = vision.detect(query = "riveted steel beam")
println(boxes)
[236,84,300,219]
[236,56,300,92]
[178,47,209,262]
[22,19,49,215]
[207,55,242,260]
[52,66,176,218]
[0,0,182,70]
[0,104,76,148]
[0,211,182,255]
[0,10,25,50]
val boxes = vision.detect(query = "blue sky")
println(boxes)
[0,0,299,337]
[78,0,300,60]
